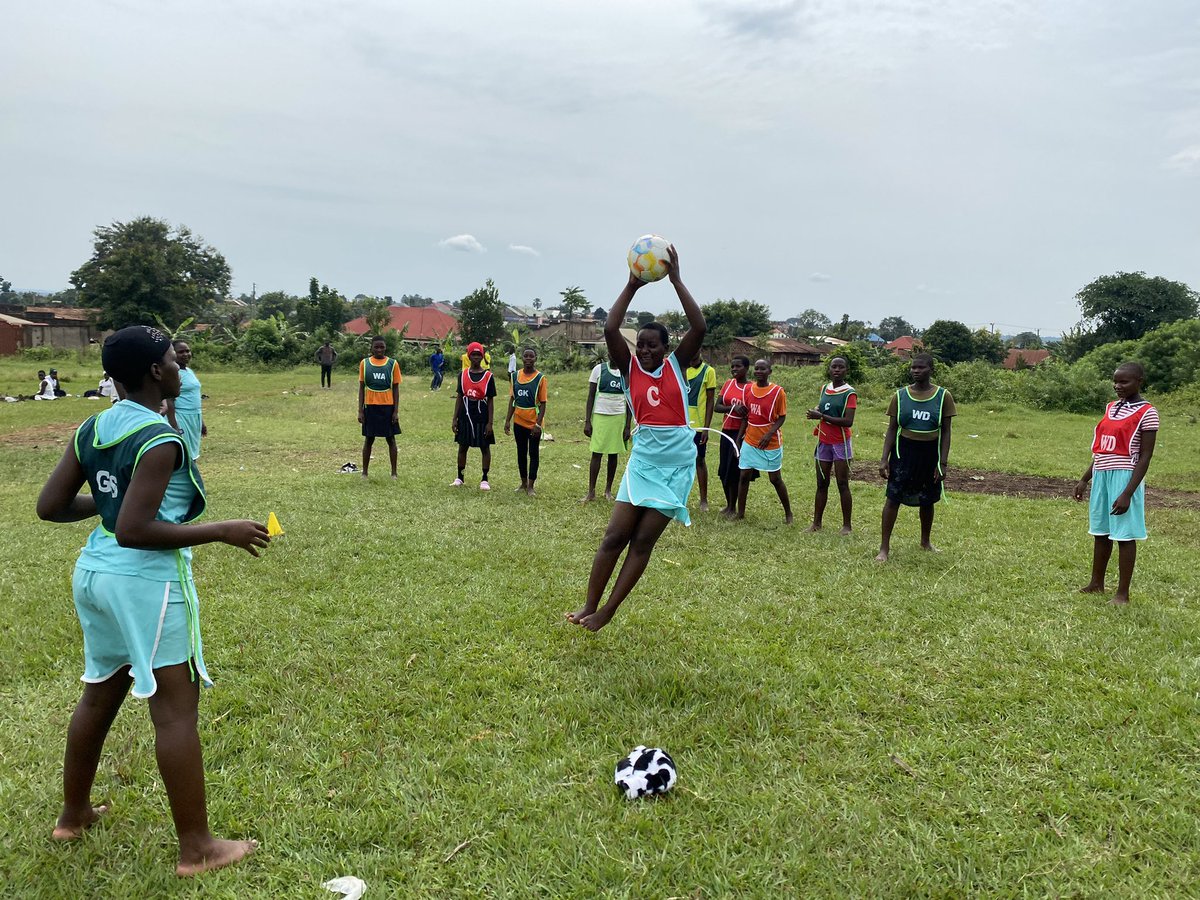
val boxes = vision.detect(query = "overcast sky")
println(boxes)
[4,0,1199,333]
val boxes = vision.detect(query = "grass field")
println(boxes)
[2,360,1199,897]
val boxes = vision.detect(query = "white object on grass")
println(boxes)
[615,745,676,799]
[323,876,367,899]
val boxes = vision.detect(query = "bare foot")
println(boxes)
[699,501,709,512]
[604,490,615,501]
[580,492,595,503]
[720,508,736,520]
[526,486,537,497]
[390,473,397,479]
[874,549,889,562]
[566,605,596,624]
[734,513,745,521]
[1110,594,1130,605]
[839,525,852,535]
[784,513,794,525]
[579,606,616,632]
[1079,582,1106,594]
[920,542,941,553]
[52,804,109,841]
[360,472,368,479]
[176,838,258,878]
[806,523,822,533]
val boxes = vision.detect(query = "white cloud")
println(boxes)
[808,272,832,282]
[1164,145,1200,174]
[508,244,540,256]
[438,234,486,253]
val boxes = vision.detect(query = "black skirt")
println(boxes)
[455,410,496,448]
[362,404,400,438]
[886,435,943,507]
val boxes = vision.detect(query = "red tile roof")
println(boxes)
[1002,348,1052,369]
[885,335,920,351]
[344,306,459,340]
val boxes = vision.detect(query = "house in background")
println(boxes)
[0,306,106,351]
[0,312,47,355]
[714,337,824,367]
[343,305,459,343]
[1002,348,1052,370]
[885,335,922,358]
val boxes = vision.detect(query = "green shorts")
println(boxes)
[72,568,211,699]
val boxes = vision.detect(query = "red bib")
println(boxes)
[719,379,751,429]
[628,357,688,427]
[1091,401,1151,456]
[460,370,493,400]
[745,383,783,428]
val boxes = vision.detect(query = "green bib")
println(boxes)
[686,363,711,407]
[598,366,624,395]
[896,386,946,434]
[74,415,205,536]
[364,357,396,395]
[818,385,855,419]
[512,371,543,410]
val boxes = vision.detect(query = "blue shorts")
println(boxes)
[72,568,211,698]
[1088,468,1147,541]
[739,444,782,472]
[815,440,852,463]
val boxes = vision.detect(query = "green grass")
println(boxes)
[2,365,1199,897]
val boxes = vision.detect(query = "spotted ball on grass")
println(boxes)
[614,746,676,800]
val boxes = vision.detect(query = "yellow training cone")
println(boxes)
[267,512,285,537]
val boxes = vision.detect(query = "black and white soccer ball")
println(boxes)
[614,746,676,800]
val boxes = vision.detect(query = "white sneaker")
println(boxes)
[450,478,464,487]
[480,480,491,491]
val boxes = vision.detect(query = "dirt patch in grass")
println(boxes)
[0,424,71,448]
[850,466,1200,510]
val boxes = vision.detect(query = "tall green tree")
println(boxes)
[922,319,975,363]
[459,279,505,346]
[298,277,349,334]
[830,313,869,341]
[70,217,231,330]
[255,290,298,320]
[701,299,774,349]
[1010,331,1043,350]
[559,285,589,320]
[788,308,831,337]
[876,316,915,341]
[1075,271,1198,345]
[0,275,12,296]
[970,328,1005,364]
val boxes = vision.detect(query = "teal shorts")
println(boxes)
[72,568,211,699]
[1088,468,1147,542]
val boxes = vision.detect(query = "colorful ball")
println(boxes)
[627,234,671,283]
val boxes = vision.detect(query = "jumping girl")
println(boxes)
[568,246,705,632]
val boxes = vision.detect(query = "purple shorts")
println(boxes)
[815,440,852,463]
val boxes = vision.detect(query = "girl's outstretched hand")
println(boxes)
[221,520,271,557]
[665,244,681,284]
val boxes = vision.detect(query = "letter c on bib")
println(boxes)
[646,386,661,407]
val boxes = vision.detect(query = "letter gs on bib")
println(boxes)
[96,470,119,498]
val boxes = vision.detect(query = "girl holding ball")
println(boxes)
[568,245,706,632]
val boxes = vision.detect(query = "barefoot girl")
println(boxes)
[568,247,705,632]
[715,355,752,517]
[806,356,856,533]
[504,347,548,496]
[735,359,793,524]
[36,326,268,877]
[1073,362,1158,604]
[451,342,496,490]
[875,353,955,561]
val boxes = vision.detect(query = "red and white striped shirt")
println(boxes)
[1092,400,1159,471]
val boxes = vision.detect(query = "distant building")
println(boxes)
[866,332,885,347]
[715,337,824,367]
[0,306,106,351]
[885,335,922,358]
[0,313,46,355]
[1002,348,1052,370]
[344,306,459,343]
[811,335,849,347]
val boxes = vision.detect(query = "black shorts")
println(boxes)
[362,405,400,438]
[694,431,707,461]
